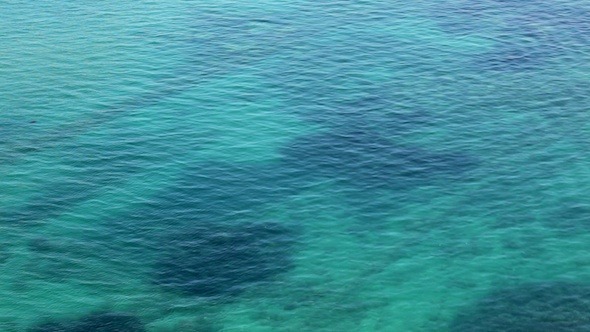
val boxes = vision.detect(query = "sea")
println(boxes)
[2,1,590,331]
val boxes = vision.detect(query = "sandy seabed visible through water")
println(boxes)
[2,0,590,331]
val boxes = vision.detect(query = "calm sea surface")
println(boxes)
[2,1,590,331]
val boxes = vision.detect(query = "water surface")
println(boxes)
[2,1,590,331]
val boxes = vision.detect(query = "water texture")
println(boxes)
[2,0,590,331]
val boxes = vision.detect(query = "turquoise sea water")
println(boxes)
[2,0,590,331]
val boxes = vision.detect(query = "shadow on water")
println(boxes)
[450,281,590,332]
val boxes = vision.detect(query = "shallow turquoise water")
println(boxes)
[2,1,590,331]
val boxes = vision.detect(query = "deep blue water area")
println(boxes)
[2,0,590,331]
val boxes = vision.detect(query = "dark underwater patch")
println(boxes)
[153,221,296,297]
[434,0,590,71]
[280,129,475,190]
[23,237,95,281]
[2,5,302,226]
[188,9,292,65]
[305,95,432,135]
[451,282,590,332]
[475,45,555,72]
[122,162,306,230]
[29,312,145,332]
[549,204,590,231]
[265,49,435,134]
[0,137,157,225]
[17,160,306,287]
[3,5,293,156]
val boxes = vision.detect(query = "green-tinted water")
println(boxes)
[2,1,590,331]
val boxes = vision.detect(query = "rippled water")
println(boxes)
[2,1,590,331]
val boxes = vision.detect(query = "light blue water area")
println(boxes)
[2,0,590,331]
